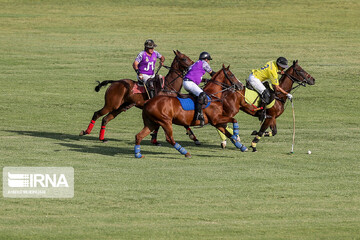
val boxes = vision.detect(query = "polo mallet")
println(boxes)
[155,64,162,76]
[290,99,295,154]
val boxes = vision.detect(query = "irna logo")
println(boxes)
[7,172,69,188]
[3,167,74,198]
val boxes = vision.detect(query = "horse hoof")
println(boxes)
[151,140,161,146]
[185,153,192,158]
[221,141,226,149]
[194,140,201,145]
[101,139,108,143]
[79,130,87,136]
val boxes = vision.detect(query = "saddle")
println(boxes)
[176,94,211,111]
[132,75,165,96]
[245,82,276,109]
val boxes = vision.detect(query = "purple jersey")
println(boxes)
[184,60,212,85]
[135,50,162,75]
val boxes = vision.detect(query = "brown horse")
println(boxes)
[220,60,315,152]
[134,65,248,158]
[79,50,200,145]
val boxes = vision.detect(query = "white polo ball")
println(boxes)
[308,150,312,155]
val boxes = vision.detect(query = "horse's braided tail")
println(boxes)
[95,80,115,92]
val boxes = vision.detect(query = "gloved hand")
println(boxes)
[286,93,293,100]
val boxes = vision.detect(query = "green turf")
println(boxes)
[1,0,360,239]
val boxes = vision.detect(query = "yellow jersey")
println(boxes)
[252,60,280,86]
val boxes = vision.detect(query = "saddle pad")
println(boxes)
[244,88,275,109]
[132,83,146,94]
[177,96,211,111]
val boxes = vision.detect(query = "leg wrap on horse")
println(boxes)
[174,142,188,155]
[251,135,261,151]
[233,122,239,136]
[85,120,96,134]
[134,145,142,158]
[230,135,248,152]
[99,126,106,140]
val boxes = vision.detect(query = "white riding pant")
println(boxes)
[137,73,154,84]
[247,73,266,94]
[183,80,203,97]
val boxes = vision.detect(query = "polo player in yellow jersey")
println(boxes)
[247,57,293,121]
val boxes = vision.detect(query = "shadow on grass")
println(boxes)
[5,130,121,143]
[5,130,233,158]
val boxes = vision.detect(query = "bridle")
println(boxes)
[206,68,243,101]
[162,56,191,91]
[275,63,313,103]
[283,64,311,91]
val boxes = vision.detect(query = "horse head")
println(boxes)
[163,50,194,92]
[221,64,244,91]
[172,50,194,73]
[205,65,244,95]
[285,60,316,86]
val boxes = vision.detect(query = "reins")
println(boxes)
[275,65,309,103]
[206,68,242,102]
[161,56,191,93]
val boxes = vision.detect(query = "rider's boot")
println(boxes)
[195,92,207,127]
[258,89,271,121]
[146,79,155,99]
[149,89,155,99]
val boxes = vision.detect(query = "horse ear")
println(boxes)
[222,64,226,69]
[227,65,230,69]
[173,50,178,56]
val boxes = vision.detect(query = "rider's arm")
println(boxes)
[159,55,165,66]
[274,85,289,96]
[133,61,140,75]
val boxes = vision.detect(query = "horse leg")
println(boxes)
[161,122,191,158]
[97,102,136,142]
[134,117,159,158]
[216,125,240,149]
[250,118,273,152]
[185,126,201,145]
[214,118,247,152]
[134,126,152,159]
[150,127,161,146]
[79,107,111,136]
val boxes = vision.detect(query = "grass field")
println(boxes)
[1,0,360,239]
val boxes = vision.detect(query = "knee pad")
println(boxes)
[198,92,208,105]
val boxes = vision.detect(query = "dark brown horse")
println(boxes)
[79,50,200,144]
[134,65,248,158]
[220,60,315,151]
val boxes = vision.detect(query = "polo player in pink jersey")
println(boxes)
[183,52,215,127]
[132,39,165,98]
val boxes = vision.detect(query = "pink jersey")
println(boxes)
[135,50,162,75]
[184,60,212,85]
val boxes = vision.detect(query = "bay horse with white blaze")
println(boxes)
[220,60,315,151]
[79,50,200,145]
[134,65,248,158]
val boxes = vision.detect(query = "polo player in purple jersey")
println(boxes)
[183,52,215,127]
[132,39,165,98]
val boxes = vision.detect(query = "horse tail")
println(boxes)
[95,80,115,92]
